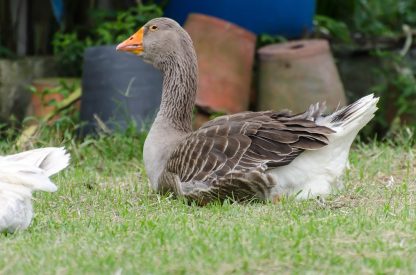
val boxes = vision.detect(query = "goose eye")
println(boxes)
[149,25,158,31]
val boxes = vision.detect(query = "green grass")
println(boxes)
[0,131,415,274]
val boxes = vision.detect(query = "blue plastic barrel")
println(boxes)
[162,0,316,37]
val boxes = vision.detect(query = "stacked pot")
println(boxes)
[184,14,257,127]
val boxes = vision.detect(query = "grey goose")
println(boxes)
[116,17,378,205]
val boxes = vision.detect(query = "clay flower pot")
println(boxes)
[184,14,257,115]
[257,39,347,113]
[30,77,80,118]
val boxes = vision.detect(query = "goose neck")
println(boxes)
[158,54,198,133]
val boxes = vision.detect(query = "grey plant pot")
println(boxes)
[79,45,163,136]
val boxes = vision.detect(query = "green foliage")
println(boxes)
[316,0,416,41]
[52,4,163,76]
[28,80,80,107]
[313,15,351,43]
[209,111,227,120]
[52,33,92,76]
[257,34,287,48]
[370,51,416,133]
[93,4,163,45]
[25,80,81,138]
[315,0,416,137]
[352,0,416,38]
[0,36,15,59]
[316,0,356,21]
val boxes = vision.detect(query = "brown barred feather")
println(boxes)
[163,110,334,204]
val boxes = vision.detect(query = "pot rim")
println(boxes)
[258,39,330,60]
[186,13,257,43]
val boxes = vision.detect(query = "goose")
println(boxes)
[116,17,378,205]
[0,147,69,233]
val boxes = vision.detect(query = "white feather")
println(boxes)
[0,147,70,233]
[268,94,379,199]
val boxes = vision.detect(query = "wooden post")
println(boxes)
[10,0,28,56]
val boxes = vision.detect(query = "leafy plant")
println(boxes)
[27,80,81,133]
[368,50,416,135]
[93,4,163,45]
[52,4,163,76]
[317,0,416,40]
[352,0,416,38]
[315,0,416,138]
[313,15,351,43]
[257,34,287,48]
[29,80,80,107]
[0,36,15,59]
[52,32,93,76]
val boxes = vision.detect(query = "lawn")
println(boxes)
[0,130,415,274]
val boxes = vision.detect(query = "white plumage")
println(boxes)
[269,94,379,199]
[0,147,70,233]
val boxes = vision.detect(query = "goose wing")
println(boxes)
[166,111,335,184]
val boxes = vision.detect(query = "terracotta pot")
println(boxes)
[30,78,80,118]
[184,13,257,114]
[257,39,346,113]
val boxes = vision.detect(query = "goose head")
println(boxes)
[116,17,195,70]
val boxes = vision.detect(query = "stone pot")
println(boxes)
[257,39,346,113]
[0,57,57,123]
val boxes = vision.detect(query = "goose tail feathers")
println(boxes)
[1,147,70,192]
[4,147,70,177]
[318,94,379,136]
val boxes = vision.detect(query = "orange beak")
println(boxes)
[116,27,144,54]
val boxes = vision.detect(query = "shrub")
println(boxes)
[52,4,163,76]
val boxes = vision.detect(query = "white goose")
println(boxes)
[116,18,378,205]
[0,147,69,233]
